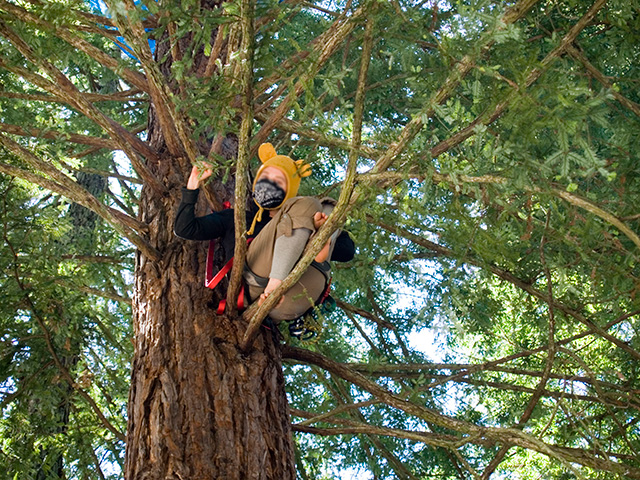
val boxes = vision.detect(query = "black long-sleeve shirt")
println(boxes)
[173,188,355,262]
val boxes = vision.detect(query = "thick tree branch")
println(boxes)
[347,360,638,394]
[364,161,640,253]
[292,423,471,450]
[241,4,375,349]
[226,0,254,311]
[0,44,164,194]
[251,2,369,151]
[0,122,117,149]
[0,89,146,104]
[283,345,640,478]
[105,0,195,161]
[361,0,541,179]
[373,218,640,360]
[567,43,640,118]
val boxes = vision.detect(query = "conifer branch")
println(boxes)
[374,218,640,361]
[104,0,198,163]
[0,0,149,91]
[0,38,164,194]
[312,364,421,480]
[251,1,360,104]
[347,361,636,392]
[283,345,640,478]
[253,110,381,159]
[567,44,640,117]
[0,89,146,104]
[292,423,469,450]
[4,238,126,443]
[356,0,605,188]
[53,280,132,305]
[293,399,379,428]
[0,360,54,410]
[362,0,542,179]
[383,162,640,252]
[60,254,130,264]
[0,138,159,260]
[335,300,395,330]
[203,23,226,78]
[0,122,117,149]
[61,164,142,186]
[343,310,382,355]
[417,0,612,164]
[251,1,369,151]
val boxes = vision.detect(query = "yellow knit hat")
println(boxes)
[246,143,312,235]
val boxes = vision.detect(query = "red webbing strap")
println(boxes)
[216,298,226,315]
[216,285,246,314]
[318,277,332,305]
[204,201,231,287]
[206,257,234,289]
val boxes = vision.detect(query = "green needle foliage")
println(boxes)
[1,0,640,478]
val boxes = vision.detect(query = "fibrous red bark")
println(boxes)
[124,2,296,477]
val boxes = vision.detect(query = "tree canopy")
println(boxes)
[1,0,640,478]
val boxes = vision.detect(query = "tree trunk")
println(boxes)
[125,146,296,480]
[124,5,297,476]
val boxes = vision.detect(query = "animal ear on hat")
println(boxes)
[258,143,277,164]
[295,159,312,177]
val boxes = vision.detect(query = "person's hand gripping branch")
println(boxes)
[187,162,213,190]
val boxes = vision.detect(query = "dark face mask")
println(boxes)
[253,178,286,209]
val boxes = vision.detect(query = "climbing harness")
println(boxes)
[204,201,249,313]
[205,250,247,314]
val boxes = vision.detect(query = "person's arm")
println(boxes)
[269,228,312,281]
[173,188,231,240]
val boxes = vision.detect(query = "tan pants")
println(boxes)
[245,197,327,321]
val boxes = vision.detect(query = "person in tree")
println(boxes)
[174,143,355,324]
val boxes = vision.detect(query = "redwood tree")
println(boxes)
[1,0,640,478]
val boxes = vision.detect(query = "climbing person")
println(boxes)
[174,142,355,326]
